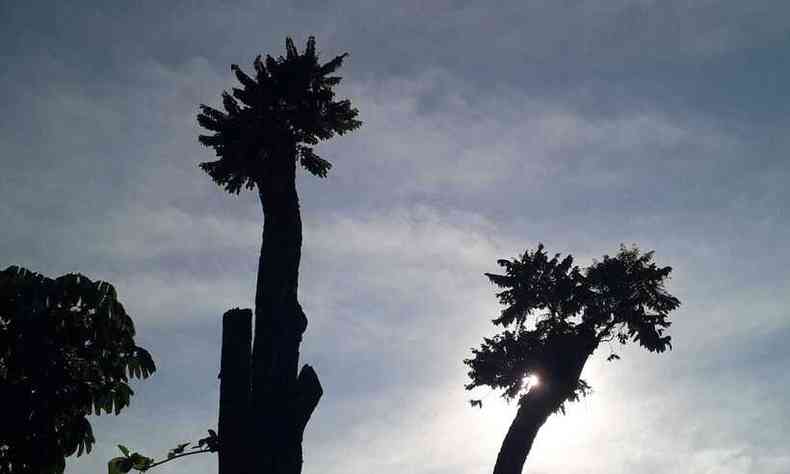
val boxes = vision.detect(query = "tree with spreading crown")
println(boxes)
[465,244,680,474]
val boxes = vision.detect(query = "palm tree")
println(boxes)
[197,36,361,474]
[465,245,680,474]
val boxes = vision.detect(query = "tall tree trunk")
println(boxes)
[493,343,593,474]
[250,152,322,474]
[493,383,560,474]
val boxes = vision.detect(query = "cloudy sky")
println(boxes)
[2,1,790,472]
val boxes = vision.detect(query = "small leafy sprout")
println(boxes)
[108,430,220,473]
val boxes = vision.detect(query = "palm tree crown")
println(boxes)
[197,36,362,193]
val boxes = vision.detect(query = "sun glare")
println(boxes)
[523,374,540,390]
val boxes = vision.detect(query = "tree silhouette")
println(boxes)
[465,244,680,474]
[0,266,155,474]
[197,36,361,474]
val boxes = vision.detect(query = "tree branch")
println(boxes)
[143,449,214,471]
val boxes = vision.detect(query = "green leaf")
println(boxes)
[118,445,130,457]
[130,453,154,470]
[108,457,132,474]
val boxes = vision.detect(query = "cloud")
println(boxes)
[2,3,790,473]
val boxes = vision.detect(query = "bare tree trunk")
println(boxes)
[493,388,555,474]
[493,343,593,474]
[219,309,252,474]
[250,152,322,474]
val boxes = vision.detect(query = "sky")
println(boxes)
[1,1,789,472]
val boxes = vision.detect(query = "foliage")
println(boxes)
[197,36,362,193]
[465,244,680,413]
[107,430,218,473]
[108,445,154,474]
[0,266,156,473]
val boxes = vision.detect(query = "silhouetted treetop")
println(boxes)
[466,244,680,411]
[0,266,155,473]
[197,36,362,193]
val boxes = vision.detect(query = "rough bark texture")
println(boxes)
[249,152,322,474]
[493,336,595,474]
[219,309,252,474]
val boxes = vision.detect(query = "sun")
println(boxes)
[523,374,540,390]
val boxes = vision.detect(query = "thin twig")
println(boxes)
[143,448,214,471]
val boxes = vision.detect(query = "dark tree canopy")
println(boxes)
[466,245,680,474]
[466,244,680,412]
[0,266,155,474]
[197,36,362,193]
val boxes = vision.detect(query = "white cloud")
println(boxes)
[2,10,788,472]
